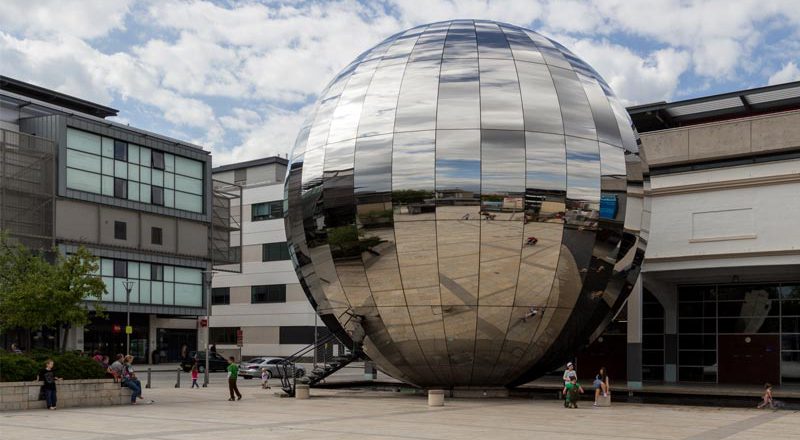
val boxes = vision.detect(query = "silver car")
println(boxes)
[238,357,305,379]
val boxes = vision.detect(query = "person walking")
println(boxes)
[227,356,242,401]
[37,359,62,410]
[191,364,200,388]
[758,383,775,409]
[593,367,610,406]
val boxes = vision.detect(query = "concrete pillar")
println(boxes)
[148,314,158,363]
[627,275,643,390]
[295,384,310,399]
[62,325,84,352]
[648,281,678,383]
[428,389,445,406]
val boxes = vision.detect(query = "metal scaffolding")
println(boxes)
[210,179,242,273]
[0,128,55,250]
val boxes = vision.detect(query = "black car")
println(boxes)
[181,351,229,372]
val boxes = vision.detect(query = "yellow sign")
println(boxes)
[125,325,133,334]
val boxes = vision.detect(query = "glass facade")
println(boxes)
[284,20,648,387]
[99,258,204,307]
[65,128,205,213]
[677,283,800,384]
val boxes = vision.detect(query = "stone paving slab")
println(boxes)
[0,383,797,440]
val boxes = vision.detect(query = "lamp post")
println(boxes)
[202,270,215,387]
[121,280,135,356]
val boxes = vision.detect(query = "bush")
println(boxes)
[0,352,39,382]
[0,351,106,382]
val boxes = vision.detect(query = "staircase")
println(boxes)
[277,332,364,396]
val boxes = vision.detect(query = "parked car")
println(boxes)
[181,351,229,372]
[238,357,306,379]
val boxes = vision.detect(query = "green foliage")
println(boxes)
[0,352,39,382]
[0,234,106,350]
[0,351,106,382]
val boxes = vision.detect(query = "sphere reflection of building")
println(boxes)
[284,19,648,387]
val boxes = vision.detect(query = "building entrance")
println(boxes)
[718,334,780,384]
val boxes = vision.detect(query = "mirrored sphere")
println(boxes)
[284,19,648,388]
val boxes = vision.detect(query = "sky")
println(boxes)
[2,0,800,165]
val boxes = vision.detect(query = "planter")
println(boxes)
[0,379,132,411]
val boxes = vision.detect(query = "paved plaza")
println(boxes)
[1,378,798,440]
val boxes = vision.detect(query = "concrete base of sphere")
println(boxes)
[428,389,445,406]
[295,384,310,399]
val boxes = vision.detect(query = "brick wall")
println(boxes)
[0,379,132,411]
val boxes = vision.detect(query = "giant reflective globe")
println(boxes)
[284,19,648,388]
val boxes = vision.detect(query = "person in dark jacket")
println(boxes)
[37,359,62,410]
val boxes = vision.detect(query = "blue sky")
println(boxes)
[2,0,799,165]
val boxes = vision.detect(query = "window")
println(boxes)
[252,200,283,221]
[114,140,127,161]
[279,326,330,344]
[262,242,290,262]
[113,260,127,278]
[209,327,238,344]
[152,150,165,170]
[151,264,164,281]
[251,284,286,303]
[152,186,164,206]
[114,221,127,240]
[151,227,163,245]
[212,287,230,305]
[234,168,247,185]
[114,178,127,199]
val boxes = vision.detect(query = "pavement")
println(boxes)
[1,376,799,440]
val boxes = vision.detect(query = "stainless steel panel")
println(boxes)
[284,20,648,388]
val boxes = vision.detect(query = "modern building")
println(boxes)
[210,157,330,360]
[580,80,800,387]
[0,76,238,362]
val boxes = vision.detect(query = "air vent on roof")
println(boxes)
[746,85,800,104]
[666,97,744,117]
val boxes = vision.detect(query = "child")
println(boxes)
[757,383,774,409]
[191,364,200,388]
[37,359,62,410]
[563,376,584,409]
[261,367,271,390]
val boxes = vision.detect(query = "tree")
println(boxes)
[0,234,105,351]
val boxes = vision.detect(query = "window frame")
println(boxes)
[262,242,291,262]
[251,200,284,221]
[114,140,128,161]
[113,260,127,278]
[211,287,230,305]
[151,227,163,245]
[250,284,287,304]
[151,150,165,170]
[151,186,164,206]
[114,177,128,199]
[114,221,127,240]
[151,263,164,281]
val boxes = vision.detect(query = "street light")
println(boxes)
[202,270,216,387]
[121,280,135,356]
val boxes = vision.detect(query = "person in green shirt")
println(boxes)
[227,356,242,401]
[563,376,584,408]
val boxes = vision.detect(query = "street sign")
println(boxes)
[125,325,133,335]
[236,328,243,347]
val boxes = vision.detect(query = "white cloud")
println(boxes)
[768,61,800,85]
[0,0,133,39]
[2,0,800,165]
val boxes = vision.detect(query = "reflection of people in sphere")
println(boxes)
[351,316,366,353]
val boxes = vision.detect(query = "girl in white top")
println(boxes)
[563,362,577,385]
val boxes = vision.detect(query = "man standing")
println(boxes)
[227,356,242,401]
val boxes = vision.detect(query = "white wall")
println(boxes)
[647,159,800,263]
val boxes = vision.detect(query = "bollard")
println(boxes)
[175,368,181,388]
[295,384,310,399]
[428,389,444,407]
[146,368,151,389]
